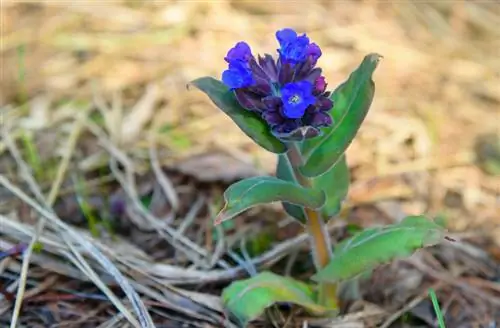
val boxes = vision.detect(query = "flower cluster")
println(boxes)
[222,28,334,137]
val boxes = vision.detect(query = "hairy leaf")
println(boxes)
[314,155,349,218]
[311,216,446,283]
[189,77,287,154]
[276,154,349,223]
[215,176,326,224]
[222,271,335,326]
[275,154,307,223]
[300,53,382,177]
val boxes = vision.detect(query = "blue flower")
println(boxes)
[276,28,310,64]
[225,42,253,63]
[280,81,316,119]
[276,28,299,45]
[222,60,255,89]
[220,28,334,137]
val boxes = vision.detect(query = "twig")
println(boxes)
[4,108,94,328]
[86,120,230,269]
[379,282,443,328]
[0,175,155,327]
[109,157,208,267]
[148,136,179,214]
[408,257,500,307]
[62,244,141,327]
[175,195,204,238]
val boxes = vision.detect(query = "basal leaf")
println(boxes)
[215,176,326,224]
[300,54,382,177]
[276,153,349,223]
[311,216,446,283]
[222,271,335,326]
[189,77,287,154]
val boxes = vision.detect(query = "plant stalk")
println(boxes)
[285,143,338,308]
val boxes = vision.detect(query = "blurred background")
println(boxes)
[1,1,499,327]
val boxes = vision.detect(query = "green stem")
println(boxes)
[285,143,338,308]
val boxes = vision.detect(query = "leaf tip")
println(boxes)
[367,53,383,63]
[214,203,229,226]
[186,77,203,91]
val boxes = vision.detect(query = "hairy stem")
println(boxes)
[285,143,337,308]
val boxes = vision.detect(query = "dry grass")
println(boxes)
[1,1,500,327]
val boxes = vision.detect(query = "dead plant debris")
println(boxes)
[1,1,499,327]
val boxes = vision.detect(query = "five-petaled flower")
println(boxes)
[281,81,316,119]
[221,28,334,137]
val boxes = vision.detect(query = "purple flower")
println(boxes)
[281,81,316,118]
[314,76,327,94]
[220,28,334,139]
[222,60,255,90]
[225,42,253,63]
[276,28,310,64]
[110,194,126,217]
[307,43,322,65]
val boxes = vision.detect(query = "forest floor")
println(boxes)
[1,1,499,327]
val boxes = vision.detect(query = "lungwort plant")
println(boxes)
[190,28,448,326]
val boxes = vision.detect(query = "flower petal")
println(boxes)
[262,111,285,125]
[294,57,314,80]
[262,96,282,110]
[272,120,300,134]
[307,43,322,65]
[222,69,244,89]
[235,89,265,112]
[304,68,322,84]
[280,80,316,119]
[222,60,255,89]
[278,62,294,85]
[314,76,327,94]
[225,42,253,63]
[276,28,298,46]
[316,96,334,111]
[308,111,333,127]
[278,35,310,64]
[258,54,278,81]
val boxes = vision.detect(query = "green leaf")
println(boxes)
[215,176,326,224]
[300,53,382,177]
[222,271,334,326]
[311,215,446,283]
[275,154,307,223]
[189,77,287,154]
[314,155,349,218]
[276,153,349,223]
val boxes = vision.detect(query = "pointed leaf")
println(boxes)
[300,54,382,177]
[215,176,326,224]
[311,216,446,283]
[189,77,286,154]
[222,271,335,326]
[276,154,349,223]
